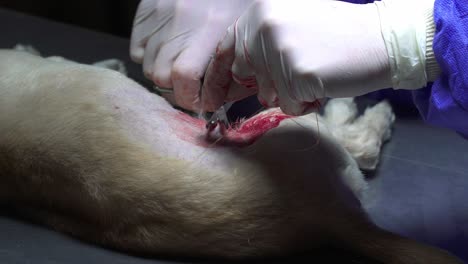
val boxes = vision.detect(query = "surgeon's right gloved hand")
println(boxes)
[130,0,253,111]
[201,0,439,116]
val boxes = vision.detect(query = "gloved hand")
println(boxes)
[130,0,253,111]
[201,0,438,115]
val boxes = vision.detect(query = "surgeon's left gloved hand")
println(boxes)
[201,0,439,115]
[130,0,253,111]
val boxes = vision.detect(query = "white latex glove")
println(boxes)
[202,0,438,115]
[130,0,253,111]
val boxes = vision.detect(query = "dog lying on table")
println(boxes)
[0,48,462,263]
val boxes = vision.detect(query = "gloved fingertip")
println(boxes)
[272,96,280,107]
[257,96,270,108]
[143,68,153,80]
[230,53,255,88]
[300,101,321,115]
[216,25,236,55]
[171,72,204,112]
[278,99,306,116]
[200,61,233,112]
[152,67,173,89]
[188,97,202,113]
[130,47,144,63]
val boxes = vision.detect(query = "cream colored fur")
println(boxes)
[0,50,462,263]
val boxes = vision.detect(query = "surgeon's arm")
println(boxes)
[411,0,468,138]
[343,0,467,138]
[346,0,468,137]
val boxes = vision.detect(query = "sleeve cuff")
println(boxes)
[424,5,441,82]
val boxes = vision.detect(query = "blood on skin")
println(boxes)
[167,110,292,148]
[223,112,291,146]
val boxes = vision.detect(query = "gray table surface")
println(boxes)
[1,8,467,264]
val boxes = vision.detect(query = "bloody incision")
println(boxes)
[168,110,292,148]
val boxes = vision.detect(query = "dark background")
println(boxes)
[0,0,138,38]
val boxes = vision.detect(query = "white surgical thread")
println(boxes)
[286,114,321,153]
[188,135,225,166]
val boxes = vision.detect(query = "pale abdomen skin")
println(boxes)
[0,50,461,263]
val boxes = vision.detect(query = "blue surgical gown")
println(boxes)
[342,0,468,138]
